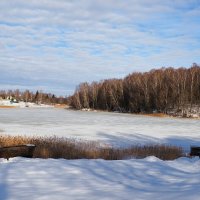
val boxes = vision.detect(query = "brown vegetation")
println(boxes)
[0,105,17,108]
[54,104,69,108]
[140,113,169,118]
[0,135,183,160]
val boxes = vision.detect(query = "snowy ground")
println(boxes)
[0,157,200,200]
[0,100,52,108]
[1,108,200,199]
[0,108,200,151]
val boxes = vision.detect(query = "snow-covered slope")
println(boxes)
[0,157,199,200]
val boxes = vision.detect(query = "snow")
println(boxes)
[0,157,200,200]
[0,100,53,108]
[26,144,36,147]
[0,108,200,151]
[1,108,200,199]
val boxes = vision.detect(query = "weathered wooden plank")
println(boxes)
[0,144,36,160]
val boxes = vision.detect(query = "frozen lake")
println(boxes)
[0,108,200,150]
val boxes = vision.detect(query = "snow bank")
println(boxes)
[0,157,199,200]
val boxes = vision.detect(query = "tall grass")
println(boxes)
[0,134,183,160]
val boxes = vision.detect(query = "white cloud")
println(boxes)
[0,0,199,94]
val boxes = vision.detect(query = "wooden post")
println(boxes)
[190,146,200,158]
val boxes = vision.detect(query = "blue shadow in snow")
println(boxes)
[96,132,200,152]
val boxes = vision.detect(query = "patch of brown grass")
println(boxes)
[0,134,183,160]
[141,113,169,118]
[0,105,17,108]
[54,104,68,108]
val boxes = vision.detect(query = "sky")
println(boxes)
[0,0,200,95]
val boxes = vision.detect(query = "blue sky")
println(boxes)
[0,0,200,95]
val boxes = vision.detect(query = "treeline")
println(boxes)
[0,89,68,104]
[69,64,200,114]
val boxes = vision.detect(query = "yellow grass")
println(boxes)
[54,104,68,108]
[0,105,17,108]
[138,113,169,118]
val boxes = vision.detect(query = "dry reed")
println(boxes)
[0,134,183,160]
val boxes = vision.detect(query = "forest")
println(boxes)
[69,63,200,116]
[0,90,68,105]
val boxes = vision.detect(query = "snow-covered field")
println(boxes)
[1,108,200,200]
[0,108,200,151]
[0,157,200,200]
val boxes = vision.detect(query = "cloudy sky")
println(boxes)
[0,0,200,95]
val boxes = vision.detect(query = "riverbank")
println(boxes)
[0,100,69,109]
[73,107,200,119]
